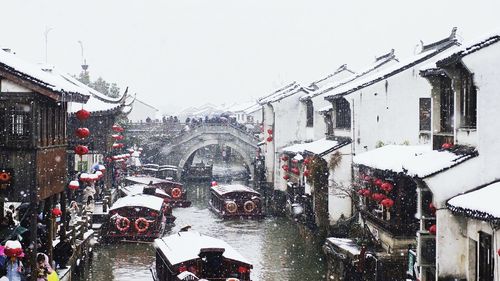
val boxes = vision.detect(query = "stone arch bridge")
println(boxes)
[159,123,259,180]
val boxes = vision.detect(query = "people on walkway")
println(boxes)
[68,201,80,227]
[53,235,73,269]
[36,253,53,281]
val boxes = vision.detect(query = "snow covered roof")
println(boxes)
[437,32,500,67]
[447,181,500,222]
[125,175,179,185]
[353,145,477,178]
[243,103,261,114]
[0,49,89,103]
[154,231,252,266]
[324,29,459,101]
[211,184,261,196]
[257,82,303,104]
[282,138,350,157]
[120,184,170,198]
[318,104,332,112]
[110,194,164,211]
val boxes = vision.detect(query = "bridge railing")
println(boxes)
[167,122,259,146]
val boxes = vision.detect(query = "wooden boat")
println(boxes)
[120,183,175,205]
[151,231,252,281]
[124,175,191,207]
[102,194,175,242]
[183,162,213,182]
[209,184,264,219]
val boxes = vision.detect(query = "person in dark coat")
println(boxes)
[53,235,73,269]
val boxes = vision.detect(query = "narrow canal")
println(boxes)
[79,183,327,281]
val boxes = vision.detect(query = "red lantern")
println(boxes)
[441,143,453,149]
[291,168,299,175]
[497,248,500,256]
[374,178,383,187]
[283,174,290,180]
[68,180,80,190]
[75,109,90,121]
[51,208,62,217]
[282,165,289,172]
[429,202,436,215]
[112,124,124,132]
[281,155,289,161]
[303,170,310,177]
[381,198,394,208]
[238,266,249,274]
[358,189,371,197]
[371,193,386,202]
[428,224,436,235]
[266,136,273,142]
[381,182,394,193]
[211,181,218,187]
[178,265,187,273]
[303,158,311,165]
[75,127,90,139]
[267,129,273,135]
[112,143,121,149]
[74,145,89,156]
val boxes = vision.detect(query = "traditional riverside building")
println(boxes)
[0,48,89,272]
[414,32,500,281]
[321,29,461,280]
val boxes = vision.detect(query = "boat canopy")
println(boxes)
[211,184,260,197]
[110,194,164,212]
[120,184,170,198]
[125,175,181,186]
[154,231,252,267]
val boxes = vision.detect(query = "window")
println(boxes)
[306,100,313,127]
[459,69,477,129]
[419,98,431,131]
[323,111,333,136]
[9,104,31,140]
[478,232,493,281]
[334,98,351,129]
[439,78,454,133]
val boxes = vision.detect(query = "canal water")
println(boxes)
[79,183,326,281]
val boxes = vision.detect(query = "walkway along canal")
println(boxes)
[77,182,327,281]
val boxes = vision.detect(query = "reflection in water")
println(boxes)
[79,183,326,281]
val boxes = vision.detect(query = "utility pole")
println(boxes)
[44,27,53,63]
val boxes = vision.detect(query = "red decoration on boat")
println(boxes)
[211,181,218,187]
[303,170,310,177]
[51,208,62,217]
[371,193,386,202]
[283,174,290,180]
[75,109,90,121]
[429,202,436,215]
[381,198,394,208]
[374,178,383,187]
[112,124,124,132]
[266,136,273,142]
[380,182,394,192]
[74,145,89,156]
[281,155,289,161]
[68,180,80,190]
[267,129,273,135]
[441,142,453,149]
[75,127,90,139]
[429,224,437,235]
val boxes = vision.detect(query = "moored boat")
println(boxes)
[209,184,264,219]
[125,175,191,207]
[151,231,252,281]
[102,194,175,242]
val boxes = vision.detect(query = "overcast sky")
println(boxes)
[1,0,499,114]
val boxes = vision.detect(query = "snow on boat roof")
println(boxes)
[120,184,169,197]
[0,49,89,102]
[447,181,500,221]
[110,194,164,211]
[353,145,476,178]
[154,231,251,266]
[325,237,361,256]
[211,184,260,196]
[282,138,347,156]
[125,175,181,186]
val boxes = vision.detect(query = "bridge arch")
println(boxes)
[159,123,258,181]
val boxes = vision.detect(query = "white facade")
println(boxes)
[127,98,160,122]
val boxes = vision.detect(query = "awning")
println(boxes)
[447,181,500,222]
[353,144,476,178]
[282,138,350,157]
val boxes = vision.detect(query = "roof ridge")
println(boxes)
[420,27,459,53]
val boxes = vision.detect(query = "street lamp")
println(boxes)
[78,40,89,71]
[44,27,53,63]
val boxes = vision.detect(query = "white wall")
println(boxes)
[127,99,160,122]
[262,104,275,185]
[435,209,467,279]
[1,79,31,92]
[327,145,352,222]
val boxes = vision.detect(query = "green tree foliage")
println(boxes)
[76,71,120,98]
